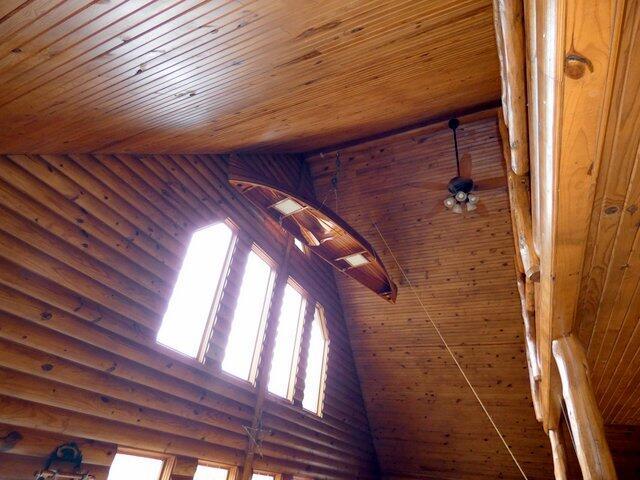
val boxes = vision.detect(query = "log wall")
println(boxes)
[0,154,378,479]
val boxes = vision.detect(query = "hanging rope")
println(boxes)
[561,401,578,453]
[332,151,341,212]
[370,220,529,480]
[320,151,341,211]
[242,421,268,459]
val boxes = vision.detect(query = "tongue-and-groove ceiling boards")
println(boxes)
[0,0,499,153]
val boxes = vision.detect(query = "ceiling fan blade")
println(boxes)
[422,198,447,221]
[474,176,506,191]
[406,180,449,191]
[472,202,490,215]
[459,152,473,178]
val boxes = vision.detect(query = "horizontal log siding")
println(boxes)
[0,154,377,480]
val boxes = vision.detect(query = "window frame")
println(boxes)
[110,447,176,480]
[301,303,330,416]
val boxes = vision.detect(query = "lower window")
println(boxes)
[107,451,173,480]
[194,464,233,480]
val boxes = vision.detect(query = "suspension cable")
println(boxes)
[371,220,529,480]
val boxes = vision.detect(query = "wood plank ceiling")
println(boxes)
[307,112,555,480]
[0,0,499,153]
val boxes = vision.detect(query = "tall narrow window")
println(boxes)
[194,464,231,480]
[268,282,306,398]
[157,223,234,358]
[107,453,165,480]
[223,249,274,381]
[302,306,329,414]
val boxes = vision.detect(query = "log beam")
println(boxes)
[531,0,626,431]
[493,0,529,175]
[526,355,543,423]
[499,115,539,281]
[552,335,617,479]
[548,428,568,480]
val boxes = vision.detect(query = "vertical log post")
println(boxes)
[552,335,617,479]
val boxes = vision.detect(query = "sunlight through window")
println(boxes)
[107,453,164,480]
[268,282,305,398]
[303,306,328,414]
[294,237,305,252]
[157,223,233,358]
[194,464,230,480]
[251,474,274,480]
[223,250,274,380]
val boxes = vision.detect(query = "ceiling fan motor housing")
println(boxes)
[447,176,474,195]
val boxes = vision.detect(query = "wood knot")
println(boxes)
[604,205,619,215]
[0,431,23,452]
[565,53,593,79]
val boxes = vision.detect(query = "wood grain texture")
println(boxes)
[0,0,499,153]
[552,335,617,479]
[575,0,640,428]
[493,0,529,175]
[548,429,568,480]
[0,153,377,479]
[528,0,627,433]
[307,113,556,480]
[499,0,640,477]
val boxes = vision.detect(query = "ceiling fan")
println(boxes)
[406,118,505,215]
